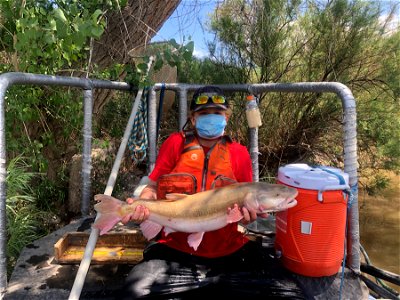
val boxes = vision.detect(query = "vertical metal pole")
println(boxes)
[147,88,157,173]
[81,89,93,216]
[70,59,154,300]
[0,79,9,297]
[342,105,360,273]
[69,89,146,300]
[248,126,260,232]
[248,127,259,182]
[247,89,260,183]
[178,88,188,131]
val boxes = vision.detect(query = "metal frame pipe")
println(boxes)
[248,127,260,182]
[0,76,360,297]
[147,88,158,173]
[69,88,147,300]
[149,82,359,273]
[250,82,359,272]
[177,87,189,130]
[81,89,93,216]
[69,58,156,300]
[0,72,132,295]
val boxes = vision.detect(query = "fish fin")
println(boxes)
[187,232,204,251]
[163,227,177,236]
[92,213,122,235]
[92,196,125,235]
[165,193,188,200]
[227,206,244,223]
[140,220,163,240]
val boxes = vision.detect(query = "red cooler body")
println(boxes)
[275,164,349,277]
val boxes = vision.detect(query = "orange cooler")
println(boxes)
[275,164,349,277]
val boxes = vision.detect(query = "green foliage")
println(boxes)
[365,173,390,196]
[202,0,400,174]
[5,86,83,172]
[0,0,118,73]
[6,155,69,275]
[6,156,42,274]
[380,31,400,99]
[96,92,133,138]
[0,0,132,210]
[209,0,302,83]
[358,93,400,171]
[125,39,195,87]
[0,0,120,181]
[299,0,382,82]
[34,176,68,212]
[96,39,195,141]
[179,56,245,84]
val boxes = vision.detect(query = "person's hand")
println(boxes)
[139,183,157,200]
[240,205,258,225]
[228,204,269,225]
[121,198,150,224]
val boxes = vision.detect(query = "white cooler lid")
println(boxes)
[278,163,349,190]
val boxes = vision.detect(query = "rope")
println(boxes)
[128,88,149,164]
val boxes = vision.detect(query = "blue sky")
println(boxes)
[150,0,399,58]
[151,1,218,58]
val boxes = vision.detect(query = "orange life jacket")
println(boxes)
[157,131,237,197]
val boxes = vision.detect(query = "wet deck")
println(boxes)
[3,217,370,299]
[3,217,140,300]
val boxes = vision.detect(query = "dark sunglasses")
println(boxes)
[195,95,226,105]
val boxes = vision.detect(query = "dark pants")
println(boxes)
[118,241,306,299]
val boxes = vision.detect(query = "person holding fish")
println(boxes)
[111,86,295,299]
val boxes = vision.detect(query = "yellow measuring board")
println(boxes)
[54,231,148,264]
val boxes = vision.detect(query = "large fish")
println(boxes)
[92,182,298,250]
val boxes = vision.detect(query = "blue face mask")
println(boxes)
[195,114,227,140]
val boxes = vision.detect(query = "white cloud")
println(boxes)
[193,46,208,59]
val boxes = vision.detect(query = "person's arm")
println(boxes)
[138,179,157,200]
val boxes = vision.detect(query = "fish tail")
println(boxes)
[92,195,126,235]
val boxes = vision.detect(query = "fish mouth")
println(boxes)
[261,198,297,213]
[280,198,297,209]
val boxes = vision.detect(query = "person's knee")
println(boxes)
[123,260,169,298]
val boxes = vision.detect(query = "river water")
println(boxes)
[359,172,400,292]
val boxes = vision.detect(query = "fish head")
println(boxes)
[245,183,298,214]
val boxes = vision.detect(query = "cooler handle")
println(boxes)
[317,184,350,202]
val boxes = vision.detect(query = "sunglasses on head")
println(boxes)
[195,95,226,105]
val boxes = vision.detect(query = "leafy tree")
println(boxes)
[179,56,244,84]
[206,0,399,176]
[0,0,111,74]
[0,0,116,181]
[0,0,194,214]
